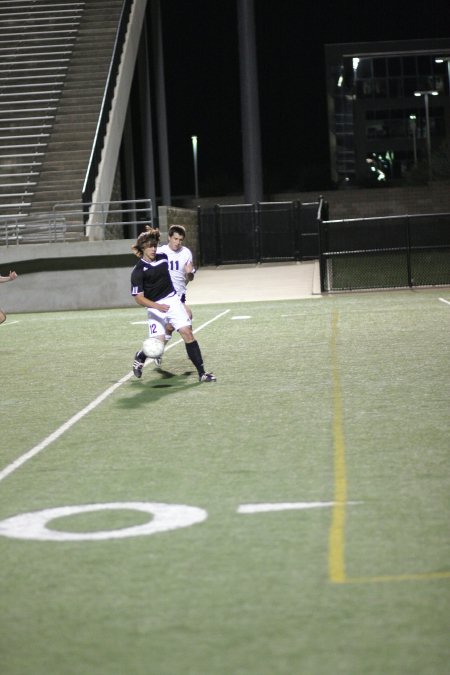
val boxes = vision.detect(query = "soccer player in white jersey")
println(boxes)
[158,225,195,320]
[158,225,196,353]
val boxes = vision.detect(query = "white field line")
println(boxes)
[238,502,363,514]
[438,297,450,306]
[0,309,230,484]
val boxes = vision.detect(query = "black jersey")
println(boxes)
[130,253,175,302]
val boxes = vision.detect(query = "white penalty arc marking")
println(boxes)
[438,297,450,306]
[0,309,230,484]
[238,502,363,514]
[0,502,208,541]
[231,315,252,320]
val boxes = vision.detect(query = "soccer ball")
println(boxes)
[143,337,164,359]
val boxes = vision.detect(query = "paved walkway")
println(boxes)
[187,260,322,305]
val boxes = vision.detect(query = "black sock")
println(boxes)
[185,340,205,376]
[136,349,147,363]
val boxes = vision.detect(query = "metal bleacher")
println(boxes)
[0,0,125,244]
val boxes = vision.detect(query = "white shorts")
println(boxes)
[146,291,191,337]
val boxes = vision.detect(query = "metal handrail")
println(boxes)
[0,197,152,246]
[81,0,132,210]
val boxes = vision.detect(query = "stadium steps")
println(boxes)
[0,0,126,241]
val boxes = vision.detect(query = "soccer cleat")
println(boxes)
[153,356,163,368]
[199,372,217,383]
[133,353,145,379]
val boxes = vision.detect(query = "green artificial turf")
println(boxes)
[1,290,449,674]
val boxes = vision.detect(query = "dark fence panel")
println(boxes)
[323,216,408,252]
[216,204,257,264]
[196,207,217,266]
[319,213,450,292]
[258,202,296,262]
[198,199,323,265]
[298,202,321,259]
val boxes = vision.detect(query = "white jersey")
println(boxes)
[157,244,193,297]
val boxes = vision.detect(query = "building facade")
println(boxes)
[325,38,450,187]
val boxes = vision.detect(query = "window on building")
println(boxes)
[389,79,403,97]
[387,58,401,76]
[373,58,387,77]
[403,56,416,76]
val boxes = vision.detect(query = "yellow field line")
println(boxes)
[328,309,348,583]
[343,571,450,584]
[327,309,450,585]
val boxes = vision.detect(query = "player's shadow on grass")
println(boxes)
[116,369,199,408]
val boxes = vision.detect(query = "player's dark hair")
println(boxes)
[131,227,160,257]
[168,225,186,238]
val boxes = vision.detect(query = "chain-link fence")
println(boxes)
[319,213,450,291]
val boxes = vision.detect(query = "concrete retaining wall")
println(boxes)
[1,240,136,314]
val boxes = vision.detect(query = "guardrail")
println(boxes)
[82,0,133,210]
[0,197,152,245]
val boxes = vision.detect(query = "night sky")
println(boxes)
[158,0,449,198]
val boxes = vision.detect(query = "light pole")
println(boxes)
[191,135,199,200]
[414,90,438,183]
[409,114,417,166]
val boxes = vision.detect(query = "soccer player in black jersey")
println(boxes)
[130,227,216,382]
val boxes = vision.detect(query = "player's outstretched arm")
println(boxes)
[0,270,17,283]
